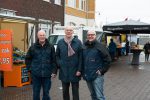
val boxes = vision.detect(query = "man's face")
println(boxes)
[37,31,46,43]
[65,26,73,38]
[87,31,96,42]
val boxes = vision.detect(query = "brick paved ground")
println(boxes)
[0,52,150,100]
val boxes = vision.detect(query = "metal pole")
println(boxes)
[129,30,132,64]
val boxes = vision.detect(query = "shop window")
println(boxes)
[39,23,52,38]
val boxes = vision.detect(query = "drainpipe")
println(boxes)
[86,0,89,26]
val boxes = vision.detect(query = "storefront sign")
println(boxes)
[21,67,29,83]
[0,30,13,71]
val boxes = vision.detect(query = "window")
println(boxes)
[43,0,50,2]
[54,0,61,5]
[68,0,76,8]
[79,0,86,11]
[39,19,52,38]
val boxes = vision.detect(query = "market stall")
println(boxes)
[0,14,35,87]
[103,19,150,64]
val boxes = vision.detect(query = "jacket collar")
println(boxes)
[35,39,50,47]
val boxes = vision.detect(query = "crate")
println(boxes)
[4,65,31,87]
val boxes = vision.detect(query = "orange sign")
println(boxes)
[0,30,13,71]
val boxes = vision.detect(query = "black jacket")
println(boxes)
[82,40,111,81]
[25,39,56,77]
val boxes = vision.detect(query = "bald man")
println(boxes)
[25,30,56,100]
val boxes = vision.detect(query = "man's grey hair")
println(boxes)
[87,30,96,35]
[38,30,46,35]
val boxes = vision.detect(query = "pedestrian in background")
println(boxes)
[82,30,111,100]
[108,38,117,61]
[143,41,150,61]
[25,30,56,100]
[125,40,130,56]
[54,26,82,100]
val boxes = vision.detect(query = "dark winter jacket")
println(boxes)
[55,38,82,82]
[108,41,117,53]
[25,39,56,77]
[143,43,150,54]
[82,40,111,81]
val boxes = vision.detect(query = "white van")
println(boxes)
[48,26,107,48]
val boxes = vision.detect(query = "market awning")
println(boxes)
[0,14,35,22]
[103,19,150,34]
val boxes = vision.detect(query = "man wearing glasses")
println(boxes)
[82,30,111,100]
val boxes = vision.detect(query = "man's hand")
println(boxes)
[51,73,56,78]
[96,70,101,75]
[76,71,81,76]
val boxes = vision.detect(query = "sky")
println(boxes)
[95,0,150,27]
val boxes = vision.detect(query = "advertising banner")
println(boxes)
[0,30,13,71]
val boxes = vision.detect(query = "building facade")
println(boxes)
[0,0,65,88]
[65,0,95,26]
[0,0,65,50]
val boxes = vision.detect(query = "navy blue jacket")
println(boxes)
[108,41,117,53]
[55,38,82,82]
[83,40,111,81]
[25,39,56,77]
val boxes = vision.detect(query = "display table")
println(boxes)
[130,49,143,65]
[4,65,31,87]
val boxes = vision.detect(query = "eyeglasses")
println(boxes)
[87,34,95,36]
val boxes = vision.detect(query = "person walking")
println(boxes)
[82,30,111,100]
[143,42,150,61]
[108,38,117,61]
[125,40,130,56]
[54,26,82,100]
[25,30,56,100]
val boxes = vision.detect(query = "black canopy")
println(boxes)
[103,20,150,34]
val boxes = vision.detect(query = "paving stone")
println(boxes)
[0,53,150,100]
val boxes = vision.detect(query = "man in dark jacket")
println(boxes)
[54,26,82,100]
[143,42,150,61]
[25,30,56,100]
[82,30,111,100]
[108,38,117,61]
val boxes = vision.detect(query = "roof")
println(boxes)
[0,14,35,22]
[106,19,149,26]
[103,19,150,34]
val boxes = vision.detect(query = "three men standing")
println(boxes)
[26,27,111,100]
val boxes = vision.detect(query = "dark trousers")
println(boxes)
[32,74,51,100]
[62,81,79,100]
[109,52,116,61]
[145,53,149,61]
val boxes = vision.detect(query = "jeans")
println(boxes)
[32,74,51,100]
[62,81,79,100]
[86,75,105,100]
